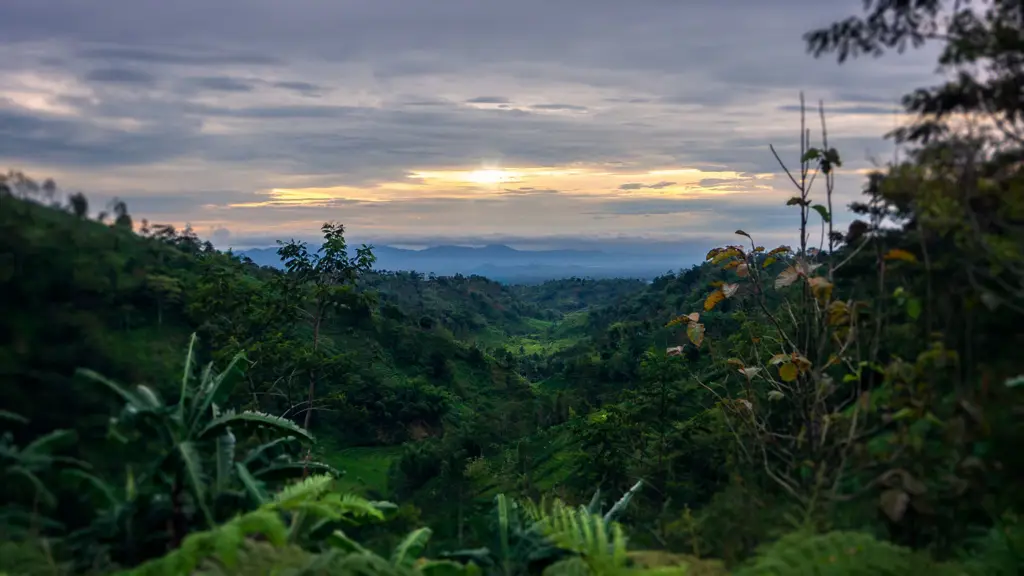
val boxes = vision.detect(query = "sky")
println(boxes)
[0,0,943,253]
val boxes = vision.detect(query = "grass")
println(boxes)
[321,443,405,498]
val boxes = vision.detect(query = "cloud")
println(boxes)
[77,46,280,66]
[184,76,256,92]
[618,181,676,191]
[501,187,560,195]
[777,104,898,115]
[84,67,155,84]
[273,81,324,96]
[0,0,944,252]
[530,103,588,112]
[465,96,511,104]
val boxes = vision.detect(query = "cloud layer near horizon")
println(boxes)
[0,0,942,250]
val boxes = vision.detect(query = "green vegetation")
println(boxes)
[4,2,1024,573]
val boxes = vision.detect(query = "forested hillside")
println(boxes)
[3,1,1024,574]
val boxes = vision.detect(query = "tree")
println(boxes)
[108,198,133,230]
[67,192,89,218]
[806,0,1024,148]
[277,222,376,434]
[143,273,182,327]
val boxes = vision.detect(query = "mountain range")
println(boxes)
[237,244,692,282]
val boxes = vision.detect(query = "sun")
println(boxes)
[464,169,518,185]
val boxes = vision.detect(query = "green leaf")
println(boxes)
[22,429,78,457]
[8,466,56,508]
[735,229,751,239]
[892,407,916,421]
[496,494,512,572]
[327,529,370,554]
[62,469,118,507]
[190,351,248,434]
[801,148,821,162]
[215,429,236,494]
[177,441,213,525]
[391,527,433,568]
[686,323,706,348]
[1005,375,1024,388]
[786,196,807,206]
[0,410,28,424]
[906,298,922,320]
[811,204,831,223]
[420,560,482,575]
[235,462,267,505]
[178,332,198,422]
[77,369,153,413]
[243,437,298,466]
[253,461,341,481]
[198,410,314,443]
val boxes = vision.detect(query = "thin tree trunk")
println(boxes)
[302,308,322,478]
[304,310,321,431]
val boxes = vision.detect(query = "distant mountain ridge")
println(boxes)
[237,243,685,282]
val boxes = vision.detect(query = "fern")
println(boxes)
[733,530,961,576]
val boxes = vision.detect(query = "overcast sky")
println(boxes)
[0,0,942,251]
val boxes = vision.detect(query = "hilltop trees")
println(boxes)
[276,222,377,432]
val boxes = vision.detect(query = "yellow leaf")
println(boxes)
[723,260,741,270]
[704,289,726,311]
[779,362,798,382]
[722,283,739,298]
[775,266,800,289]
[808,276,833,302]
[768,353,788,366]
[883,248,917,263]
[762,256,777,268]
[727,358,745,368]
[711,248,741,265]
[687,323,705,347]
[666,312,700,327]
[736,263,749,277]
[767,245,791,257]
[792,354,813,371]
[827,301,849,326]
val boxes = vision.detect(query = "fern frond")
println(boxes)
[734,530,958,575]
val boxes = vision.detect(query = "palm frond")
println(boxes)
[252,460,341,481]
[197,410,313,443]
[21,429,78,458]
[7,465,57,508]
[76,368,154,412]
[215,429,236,494]
[391,527,433,569]
[235,462,268,506]
[242,437,297,466]
[177,440,214,526]
[178,332,199,421]
[190,351,248,432]
[0,410,28,424]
